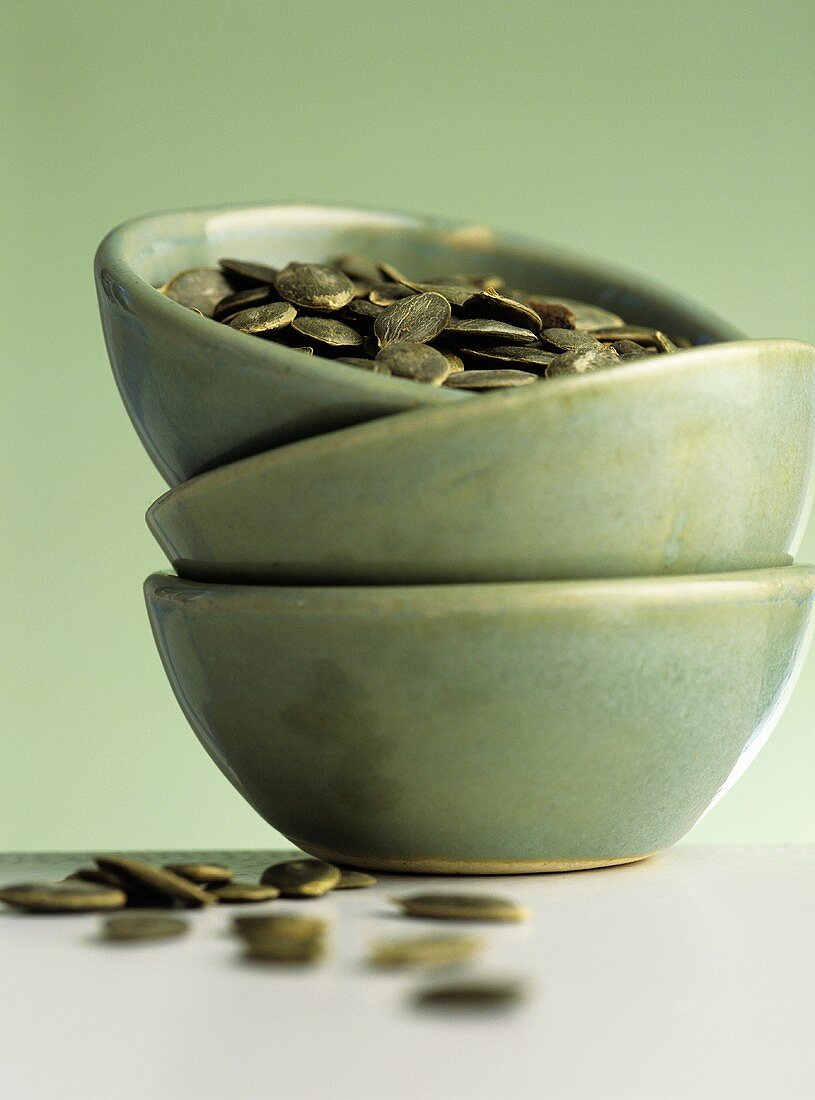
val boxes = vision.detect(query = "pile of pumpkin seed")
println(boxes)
[159,254,690,390]
[0,856,528,1009]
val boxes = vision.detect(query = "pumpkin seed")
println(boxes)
[611,339,652,359]
[227,301,297,336]
[218,258,278,287]
[444,368,538,390]
[392,893,530,922]
[161,267,234,318]
[291,316,363,348]
[102,915,189,941]
[213,285,278,322]
[460,345,555,370]
[274,262,355,311]
[370,934,483,968]
[374,292,451,348]
[540,327,602,352]
[208,882,281,903]
[526,298,578,330]
[339,357,392,374]
[415,978,526,1009]
[462,291,542,336]
[368,282,416,306]
[244,936,326,963]
[233,914,329,942]
[546,346,620,376]
[334,870,377,890]
[164,863,234,886]
[375,341,451,385]
[0,881,127,913]
[95,857,217,908]
[442,318,538,346]
[345,298,383,320]
[259,858,340,897]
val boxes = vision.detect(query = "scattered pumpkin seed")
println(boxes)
[164,863,234,886]
[95,857,216,908]
[208,882,281,903]
[102,915,189,941]
[392,893,530,922]
[233,914,329,942]
[334,870,377,890]
[415,978,526,1009]
[370,934,484,968]
[0,881,127,913]
[259,858,340,897]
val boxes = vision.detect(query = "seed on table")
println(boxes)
[164,863,234,886]
[160,267,235,318]
[0,881,127,913]
[233,914,329,942]
[102,915,189,941]
[208,882,281,903]
[291,316,363,348]
[462,291,542,336]
[442,318,539,346]
[370,934,484,968]
[546,346,620,376]
[213,285,278,322]
[244,936,326,963]
[64,868,129,890]
[444,368,538,390]
[273,262,355,311]
[392,893,530,922]
[374,292,452,348]
[218,258,279,287]
[540,327,602,352]
[227,301,297,336]
[260,858,340,897]
[414,978,526,1009]
[95,857,217,908]
[334,870,377,890]
[376,342,451,385]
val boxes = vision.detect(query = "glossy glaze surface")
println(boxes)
[145,568,815,871]
[96,204,743,485]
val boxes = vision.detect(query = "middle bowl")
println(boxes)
[148,338,815,583]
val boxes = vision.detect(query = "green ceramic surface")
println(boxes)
[96,204,744,486]
[144,567,815,872]
[148,339,815,583]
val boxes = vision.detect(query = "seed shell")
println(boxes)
[444,369,538,390]
[209,882,281,904]
[291,316,363,348]
[213,285,278,322]
[460,345,555,370]
[233,914,329,942]
[374,292,452,348]
[227,301,297,335]
[442,318,538,346]
[164,863,234,886]
[415,978,526,1009]
[540,327,602,352]
[375,342,451,385]
[102,915,189,941]
[392,893,530,922]
[462,291,542,336]
[218,258,279,287]
[546,346,620,377]
[334,870,377,890]
[611,339,652,360]
[0,881,127,913]
[259,859,340,897]
[244,936,326,963]
[95,857,216,908]
[370,934,484,968]
[160,267,234,318]
[274,263,355,311]
[368,283,416,306]
[338,356,391,374]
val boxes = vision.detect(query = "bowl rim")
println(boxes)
[146,335,815,523]
[144,565,815,614]
[96,201,747,405]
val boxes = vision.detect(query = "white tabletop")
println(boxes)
[1,845,813,1099]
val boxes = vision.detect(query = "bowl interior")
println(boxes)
[113,204,744,347]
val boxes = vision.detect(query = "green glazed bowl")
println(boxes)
[96,203,743,486]
[145,567,815,873]
[148,338,815,583]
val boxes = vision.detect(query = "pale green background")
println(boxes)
[2,1,813,850]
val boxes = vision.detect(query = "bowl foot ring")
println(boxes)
[287,836,655,875]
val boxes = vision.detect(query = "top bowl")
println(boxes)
[95,204,744,485]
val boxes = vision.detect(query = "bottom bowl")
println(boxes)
[145,568,815,873]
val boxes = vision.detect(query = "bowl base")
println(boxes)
[288,836,654,875]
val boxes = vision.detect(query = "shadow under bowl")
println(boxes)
[96,203,743,486]
[145,567,815,872]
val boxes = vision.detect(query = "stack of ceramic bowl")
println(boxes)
[96,205,815,874]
